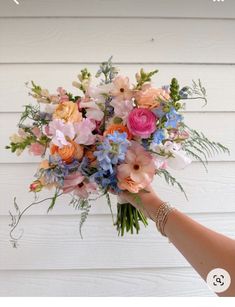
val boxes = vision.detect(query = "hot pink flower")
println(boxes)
[29,143,45,156]
[127,108,157,138]
[117,141,156,192]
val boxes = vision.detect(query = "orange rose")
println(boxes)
[53,101,82,123]
[135,87,170,109]
[51,141,84,163]
[104,123,132,140]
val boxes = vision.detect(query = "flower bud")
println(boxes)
[29,180,43,192]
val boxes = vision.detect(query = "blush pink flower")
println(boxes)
[74,118,96,145]
[29,143,45,156]
[32,127,42,138]
[110,99,134,124]
[117,141,156,192]
[127,108,157,138]
[63,172,98,199]
[49,119,75,148]
[110,76,133,101]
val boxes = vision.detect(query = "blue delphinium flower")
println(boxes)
[165,107,183,128]
[94,131,130,173]
[93,169,121,193]
[94,138,113,173]
[106,131,130,164]
[152,129,166,145]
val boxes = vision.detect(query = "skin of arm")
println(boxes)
[120,185,235,297]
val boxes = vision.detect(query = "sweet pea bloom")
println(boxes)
[127,108,157,138]
[74,118,96,145]
[110,99,134,124]
[49,119,75,148]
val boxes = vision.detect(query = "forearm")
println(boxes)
[122,189,235,296]
[165,209,235,296]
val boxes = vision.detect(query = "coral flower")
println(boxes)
[117,176,145,194]
[104,123,132,140]
[110,76,133,101]
[51,141,84,163]
[53,101,82,123]
[135,86,170,109]
[117,142,156,192]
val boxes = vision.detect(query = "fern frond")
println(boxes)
[105,192,115,224]
[157,169,188,200]
[79,199,91,239]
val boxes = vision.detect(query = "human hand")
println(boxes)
[118,185,164,221]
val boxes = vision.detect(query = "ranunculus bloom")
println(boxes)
[117,141,156,192]
[53,101,82,123]
[29,143,45,156]
[51,140,84,163]
[110,76,133,101]
[135,86,170,109]
[127,108,157,138]
[104,123,132,140]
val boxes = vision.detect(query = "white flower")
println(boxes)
[80,100,104,122]
[151,141,191,170]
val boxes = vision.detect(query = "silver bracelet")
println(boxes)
[155,202,175,237]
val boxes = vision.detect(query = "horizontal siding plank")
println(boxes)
[0,213,234,270]
[0,268,213,297]
[0,18,235,63]
[0,0,234,19]
[1,112,233,163]
[1,162,235,216]
[1,64,235,112]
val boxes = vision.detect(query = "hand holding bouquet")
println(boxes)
[6,58,229,246]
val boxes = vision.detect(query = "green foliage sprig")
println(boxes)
[158,169,188,200]
[135,68,159,89]
[96,56,119,84]
[182,124,230,170]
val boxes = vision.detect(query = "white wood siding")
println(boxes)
[0,0,234,297]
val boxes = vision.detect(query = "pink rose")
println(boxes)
[127,108,157,138]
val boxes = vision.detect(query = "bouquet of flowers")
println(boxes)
[6,58,229,246]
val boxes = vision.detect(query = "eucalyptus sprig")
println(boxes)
[96,56,119,84]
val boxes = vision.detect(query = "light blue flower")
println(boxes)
[153,129,165,145]
[165,107,183,128]
[94,139,113,173]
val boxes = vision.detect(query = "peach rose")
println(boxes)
[53,101,82,123]
[118,176,144,193]
[135,86,170,109]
